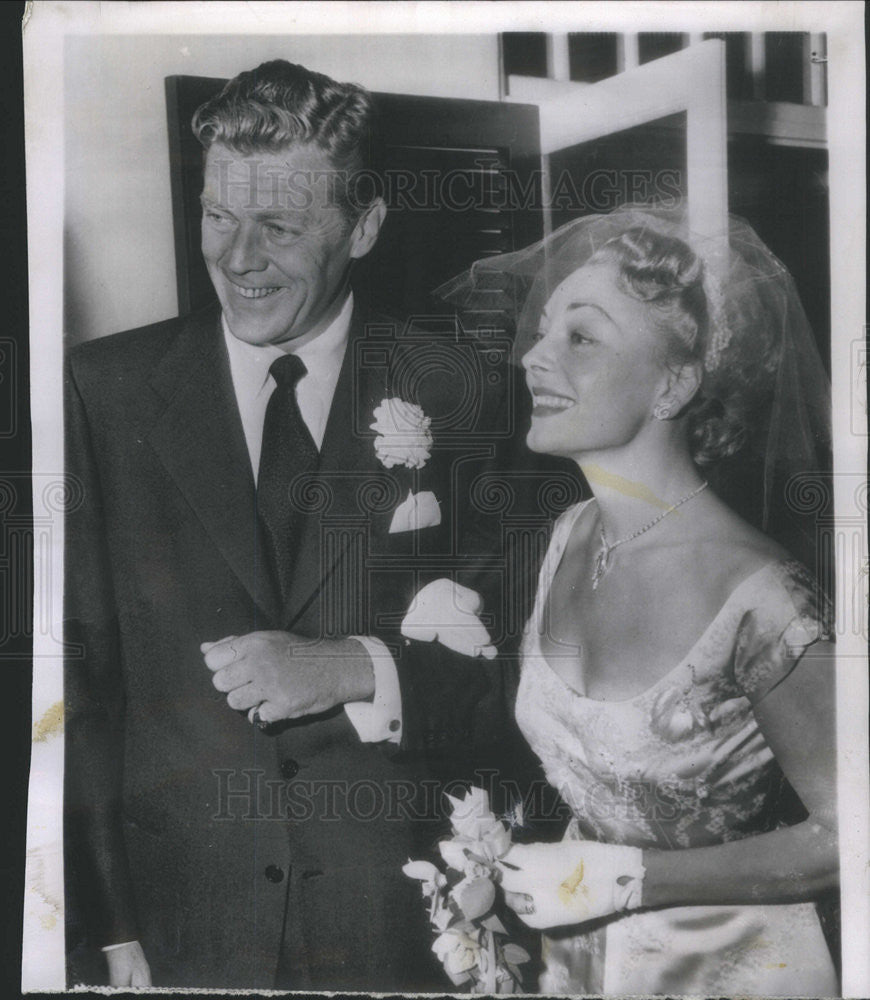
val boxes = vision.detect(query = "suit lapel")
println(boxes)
[284,306,398,631]
[147,308,281,625]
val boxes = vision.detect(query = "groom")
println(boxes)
[64,59,571,992]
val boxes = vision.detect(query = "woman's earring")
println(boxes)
[653,402,671,420]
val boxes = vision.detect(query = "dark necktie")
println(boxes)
[257,354,320,609]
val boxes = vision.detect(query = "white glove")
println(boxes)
[497,840,645,930]
[401,579,496,659]
[104,941,152,987]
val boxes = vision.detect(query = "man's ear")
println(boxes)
[349,197,387,260]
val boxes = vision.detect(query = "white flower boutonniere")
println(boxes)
[371,397,433,470]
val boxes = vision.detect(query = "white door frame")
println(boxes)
[506,39,728,241]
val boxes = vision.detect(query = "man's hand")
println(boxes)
[105,941,152,987]
[202,632,376,724]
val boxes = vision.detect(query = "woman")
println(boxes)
[440,209,838,996]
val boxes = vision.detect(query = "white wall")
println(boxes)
[64,34,500,342]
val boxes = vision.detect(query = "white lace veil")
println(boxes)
[435,207,832,563]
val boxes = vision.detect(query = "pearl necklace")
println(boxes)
[591,481,709,590]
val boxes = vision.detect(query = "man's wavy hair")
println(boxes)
[191,59,382,221]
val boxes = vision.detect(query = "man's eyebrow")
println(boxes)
[199,195,304,223]
[247,209,305,223]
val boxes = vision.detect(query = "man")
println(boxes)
[64,60,572,991]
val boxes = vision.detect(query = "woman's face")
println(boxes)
[521,261,669,460]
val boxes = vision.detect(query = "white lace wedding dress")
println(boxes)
[515,500,839,997]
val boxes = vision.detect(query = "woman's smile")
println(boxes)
[530,387,577,417]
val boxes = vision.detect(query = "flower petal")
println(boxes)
[438,839,469,872]
[454,876,496,921]
[501,944,531,965]
[402,859,441,881]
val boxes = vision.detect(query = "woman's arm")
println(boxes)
[501,639,837,929]
[642,640,838,908]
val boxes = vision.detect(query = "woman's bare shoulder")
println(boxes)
[676,494,791,596]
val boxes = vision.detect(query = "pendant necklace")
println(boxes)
[591,481,709,590]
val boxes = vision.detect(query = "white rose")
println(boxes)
[371,397,433,470]
[431,928,480,979]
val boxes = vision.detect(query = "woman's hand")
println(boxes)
[105,940,152,987]
[497,840,645,930]
[401,579,497,659]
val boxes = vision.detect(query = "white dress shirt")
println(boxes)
[221,294,402,744]
[223,295,350,475]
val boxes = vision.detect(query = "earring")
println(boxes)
[653,402,671,420]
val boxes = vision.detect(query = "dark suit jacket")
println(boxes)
[63,301,580,990]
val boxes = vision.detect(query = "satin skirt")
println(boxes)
[540,900,838,997]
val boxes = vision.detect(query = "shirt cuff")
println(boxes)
[101,940,138,952]
[344,636,403,744]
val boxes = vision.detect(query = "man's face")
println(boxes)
[201,142,374,348]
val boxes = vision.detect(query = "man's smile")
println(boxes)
[229,280,283,300]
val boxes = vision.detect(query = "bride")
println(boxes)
[440,209,838,996]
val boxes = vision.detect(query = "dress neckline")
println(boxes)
[531,500,784,705]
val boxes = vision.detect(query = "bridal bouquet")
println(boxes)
[403,787,531,993]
